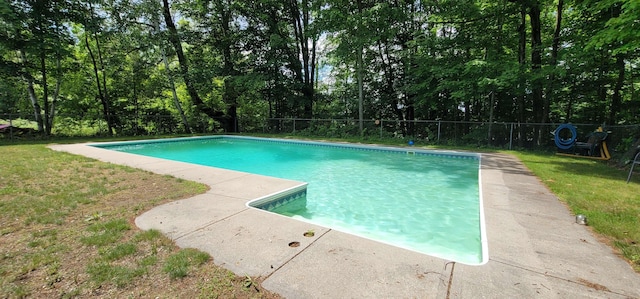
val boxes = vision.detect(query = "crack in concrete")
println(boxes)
[173,206,250,241]
[490,258,630,297]
[445,262,456,299]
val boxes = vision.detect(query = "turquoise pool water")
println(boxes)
[96,136,485,265]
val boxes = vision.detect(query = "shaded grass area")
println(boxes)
[512,151,640,271]
[0,143,280,298]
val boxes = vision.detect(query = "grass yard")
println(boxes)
[513,151,640,271]
[0,143,280,298]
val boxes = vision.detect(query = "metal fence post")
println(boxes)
[509,123,514,150]
[437,121,441,143]
[380,120,383,139]
[9,115,14,139]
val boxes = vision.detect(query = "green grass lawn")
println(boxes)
[0,142,279,298]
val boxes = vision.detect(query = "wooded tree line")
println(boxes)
[0,0,638,139]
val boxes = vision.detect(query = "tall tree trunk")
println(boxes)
[487,4,505,146]
[356,0,364,135]
[85,2,114,135]
[377,40,405,133]
[85,34,114,136]
[607,3,624,126]
[47,56,62,133]
[609,54,625,125]
[597,64,608,122]
[34,15,49,135]
[162,0,223,120]
[223,86,238,133]
[289,0,316,119]
[488,91,495,146]
[406,104,415,136]
[161,48,191,134]
[154,18,191,134]
[39,46,50,135]
[566,81,574,120]
[19,50,44,132]
[544,0,563,125]
[529,2,544,145]
[219,2,239,133]
[357,48,364,135]
[401,4,417,137]
[25,78,43,131]
[517,5,526,147]
[630,60,635,104]
[93,32,113,132]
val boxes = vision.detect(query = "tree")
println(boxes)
[162,0,224,121]
[2,0,77,134]
[1,0,639,142]
[578,0,639,125]
[287,0,318,119]
[82,1,117,135]
[104,0,192,134]
[178,0,247,132]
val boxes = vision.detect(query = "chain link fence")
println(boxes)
[0,113,226,138]
[2,113,639,160]
[259,118,640,155]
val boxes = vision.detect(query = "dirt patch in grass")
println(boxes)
[0,144,280,298]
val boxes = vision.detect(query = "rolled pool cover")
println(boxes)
[555,124,577,150]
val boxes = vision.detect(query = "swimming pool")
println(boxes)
[95,136,487,265]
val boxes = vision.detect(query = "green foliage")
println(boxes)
[51,117,102,137]
[134,229,164,242]
[0,0,638,140]
[81,219,131,246]
[297,119,360,138]
[580,0,640,55]
[99,243,137,261]
[615,240,640,269]
[87,262,146,288]
[163,248,211,279]
[139,255,159,268]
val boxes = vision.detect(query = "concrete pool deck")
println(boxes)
[50,141,640,298]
